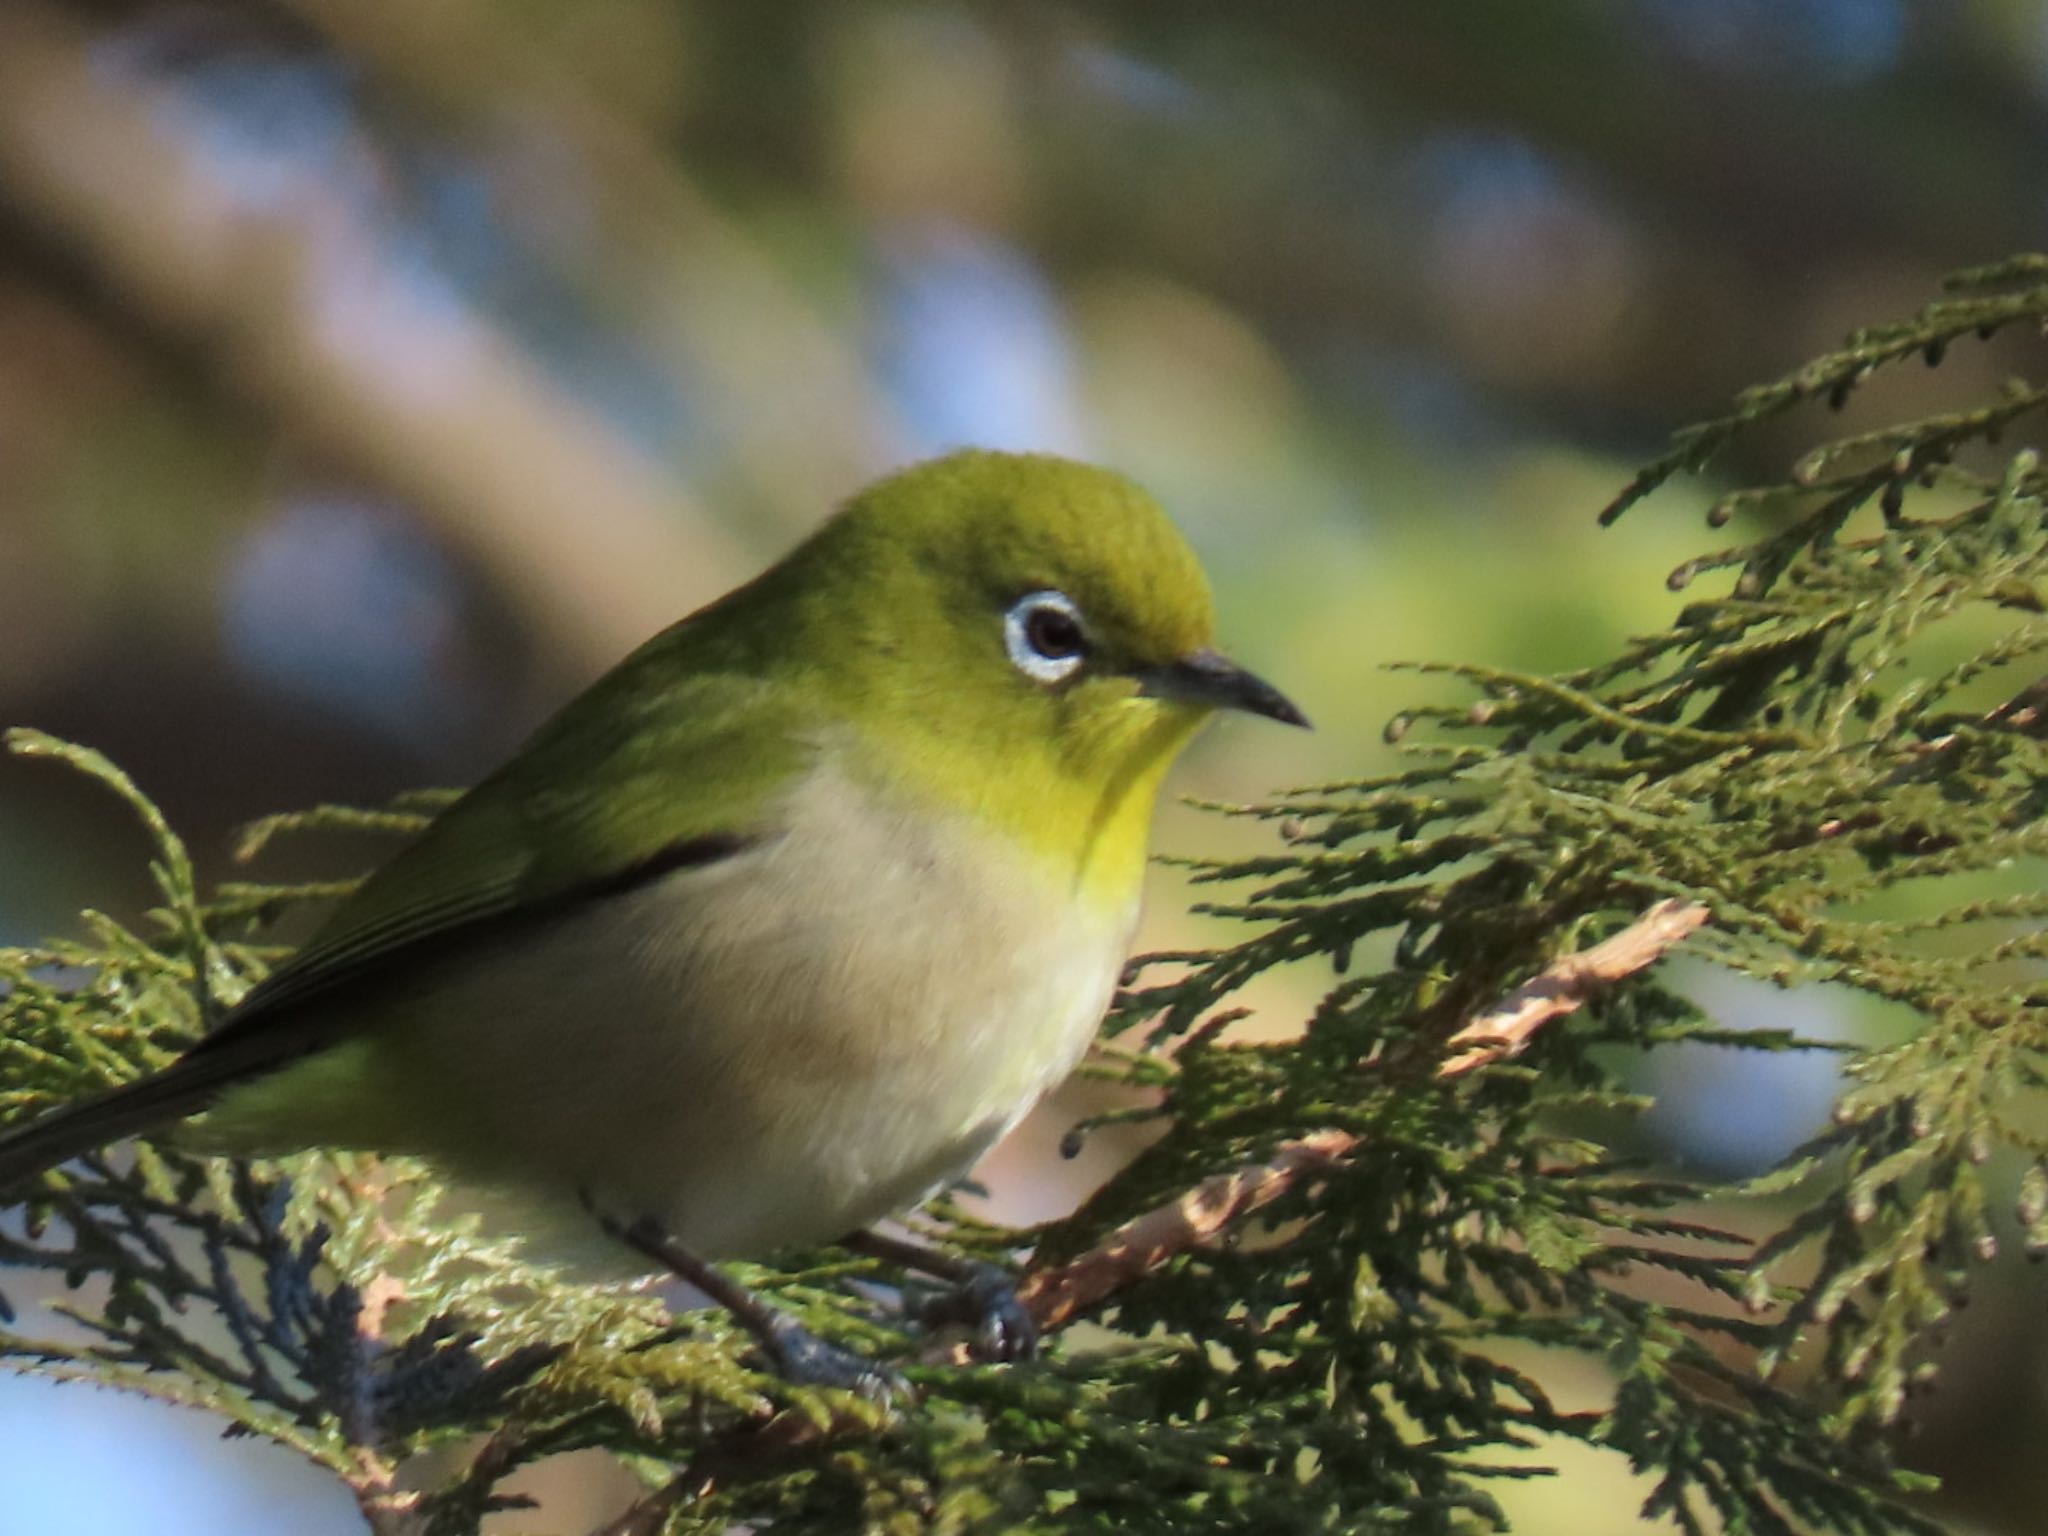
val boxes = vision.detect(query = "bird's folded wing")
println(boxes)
[0,663,820,1184]
[193,664,815,1059]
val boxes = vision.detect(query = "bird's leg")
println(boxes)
[585,1199,902,1400]
[840,1228,1037,1363]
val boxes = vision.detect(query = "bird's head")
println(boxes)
[757,451,1305,875]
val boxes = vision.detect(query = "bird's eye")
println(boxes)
[1004,590,1088,684]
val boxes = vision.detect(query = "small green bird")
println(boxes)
[0,450,1304,1388]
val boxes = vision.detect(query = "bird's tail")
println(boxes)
[0,1043,279,1190]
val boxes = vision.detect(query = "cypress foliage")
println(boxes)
[10,259,2048,1531]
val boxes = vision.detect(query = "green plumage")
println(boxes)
[0,450,1294,1273]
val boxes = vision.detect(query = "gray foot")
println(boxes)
[906,1261,1038,1363]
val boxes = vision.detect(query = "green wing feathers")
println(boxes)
[217,665,808,1036]
[0,659,815,1187]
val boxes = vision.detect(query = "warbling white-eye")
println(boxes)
[0,450,1306,1390]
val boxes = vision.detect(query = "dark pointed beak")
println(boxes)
[1136,649,1310,728]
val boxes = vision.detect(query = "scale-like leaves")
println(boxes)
[15,259,2048,1529]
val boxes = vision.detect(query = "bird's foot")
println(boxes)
[583,1194,906,1404]
[904,1260,1037,1363]
[762,1313,908,1402]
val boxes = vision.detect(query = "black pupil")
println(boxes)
[1026,605,1085,660]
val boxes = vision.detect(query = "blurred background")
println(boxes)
[1,2,2046,1531]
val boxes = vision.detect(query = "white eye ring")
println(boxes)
[1004,590,1088,684]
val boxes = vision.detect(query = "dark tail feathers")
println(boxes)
[0,1041,282,1191]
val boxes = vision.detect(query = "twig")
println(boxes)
[1013,1130,1357,1333]
[1437,899,1711,1075]
[354,1478,427,1536]
[1018,899,1712,1330]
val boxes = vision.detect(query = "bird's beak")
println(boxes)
[1136,649,1310,728]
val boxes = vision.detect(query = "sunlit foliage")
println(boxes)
[14,262,2048,1530]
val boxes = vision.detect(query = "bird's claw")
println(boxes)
[906,1261,1038,1363]
[763,1315,908,1404]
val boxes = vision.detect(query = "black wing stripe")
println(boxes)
[188,829,766,1058]
[567,830,759,906]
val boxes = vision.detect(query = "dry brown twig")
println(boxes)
[1013,1130,1356,1334]
[1437,898,1712,1076]
[1018,897,1711,1331]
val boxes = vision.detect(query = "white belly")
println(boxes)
[342,767,1135,1262]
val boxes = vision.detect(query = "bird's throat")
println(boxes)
[847,704,1202,909]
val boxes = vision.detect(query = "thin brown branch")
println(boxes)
[354,1477,427,1536]
[1437,898,1712,1075]
[1013,1129,1357,1334]
[1017,898,1712,1331]
[1984,676,2048,737]
[346,1274,424,1536]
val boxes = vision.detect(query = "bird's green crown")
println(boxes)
[780,448,1217,675]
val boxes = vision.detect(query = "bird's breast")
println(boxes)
[379,761,1142,1261]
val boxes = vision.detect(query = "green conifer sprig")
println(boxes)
[1089,259,2048,1526]
[1603,253,2048,530]
[13,260,2048,1529]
